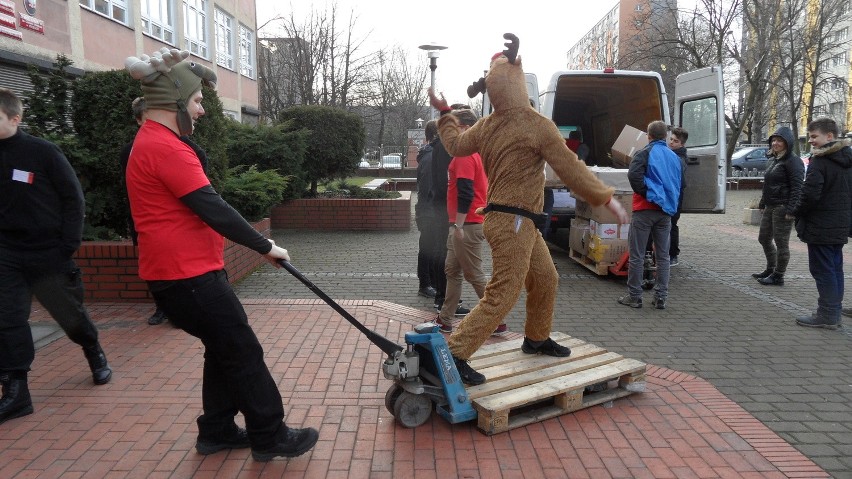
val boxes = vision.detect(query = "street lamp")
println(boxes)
[419,42,448,120]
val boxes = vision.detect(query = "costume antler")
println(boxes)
[503,33,519,65]
[467,78,486,99]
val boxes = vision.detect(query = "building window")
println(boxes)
[141,0,174,44]
[214,8,234,70]
[834,27,848,42]
[79,0,128,25]
[832,51,848,67]
[239,25,255,79]
[813,105,827,116]
[183,0,208,59]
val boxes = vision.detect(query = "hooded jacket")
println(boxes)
[793,138,852,244]
[759,126,804,213]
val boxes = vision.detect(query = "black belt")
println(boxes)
[481,203,547,227]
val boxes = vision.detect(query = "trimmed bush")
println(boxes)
[220,165,290,222]
[225,122,308,200]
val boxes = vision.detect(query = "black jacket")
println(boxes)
[0,129,84,256]
[414,142,434,220]
[759,127,804,214]
[793,139,852,244]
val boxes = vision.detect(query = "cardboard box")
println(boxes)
[552,189,575,209]
[588,166,632,192]
[569,218,590,256]
[590,220,630,240]
[574,192,633,224]
[587,235,629,264]
[611,125,648,167]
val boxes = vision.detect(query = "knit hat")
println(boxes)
[125,48,217,135]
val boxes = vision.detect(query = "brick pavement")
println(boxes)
[8,189,849,478]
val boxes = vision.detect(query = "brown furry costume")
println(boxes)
[436,37,616,360]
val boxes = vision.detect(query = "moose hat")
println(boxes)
[125,48,217,135]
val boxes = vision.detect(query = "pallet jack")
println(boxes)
[278,260,477,428]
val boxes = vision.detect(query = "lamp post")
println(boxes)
[419,42,448,120]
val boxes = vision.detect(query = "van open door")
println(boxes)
[674,65,727,213]
[482,73,540,116]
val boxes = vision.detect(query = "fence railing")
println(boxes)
[362,146,410,168]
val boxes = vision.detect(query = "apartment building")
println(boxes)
[0,0,259,122]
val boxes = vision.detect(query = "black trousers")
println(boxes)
[0,247,100,374]
[149,270,287,448]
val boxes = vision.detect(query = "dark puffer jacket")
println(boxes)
[759,126,804,214]
[793,138,852,244]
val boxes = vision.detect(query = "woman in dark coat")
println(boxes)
[753,126,804,285]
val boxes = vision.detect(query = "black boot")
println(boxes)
[83,344,113,385]
[757,272,784,286]
[0,373,34,425]
[751,268,773,279]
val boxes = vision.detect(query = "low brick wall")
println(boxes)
[73,218,271,302]
[271,192,411,230]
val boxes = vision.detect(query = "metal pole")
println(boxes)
[429,57,438,120]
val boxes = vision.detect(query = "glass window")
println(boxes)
[239,25,255,79]
[679,97,719,148]
[141,0,174,44]
[80,0,128,25]
[214,8,234,70]
[183,0,208,59]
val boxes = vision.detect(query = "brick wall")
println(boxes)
[73,218,271,302]
[271,192,411,230]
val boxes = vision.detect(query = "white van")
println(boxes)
[381,155,402,169]
[483,66,727,232]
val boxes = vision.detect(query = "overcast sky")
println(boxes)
[255,1,620,104]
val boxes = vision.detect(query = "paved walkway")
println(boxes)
[8,190,851,478]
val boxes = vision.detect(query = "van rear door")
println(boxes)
[674,65,727,213]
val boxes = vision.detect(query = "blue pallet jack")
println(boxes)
[279,260,478,428]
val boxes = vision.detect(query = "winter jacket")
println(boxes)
[759,127,804,214]
[414,142,435,220]
[628,139,683,216]
[793,138,852,244]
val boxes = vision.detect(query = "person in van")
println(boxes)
[751,126,803,286]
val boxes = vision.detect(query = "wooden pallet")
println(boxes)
[466,332,646,435]
[568,248,616,276]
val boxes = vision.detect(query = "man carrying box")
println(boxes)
[618,121,684,309]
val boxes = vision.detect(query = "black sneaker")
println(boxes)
[196,427,251,455]
[418,287,437,298]
[452,355,485,385]
[521,337,572,357]
[617,295,643,308]
[251,427,319,462]
[670,256,679,266]
[795,314,840,330]
[454,305,471,317]
[148,309,167,325]
[83,345,112,385]
[652,296,666,310]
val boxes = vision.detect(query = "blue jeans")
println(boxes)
[807,244,844,321]
[149,270,287,448]
[0,247,101,373]
[627,209,672,299]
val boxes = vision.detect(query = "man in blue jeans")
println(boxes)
[618,121,683,310]
[0,88,112,426]
[792,117,852,329]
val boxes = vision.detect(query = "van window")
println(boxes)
[679,97,719,148]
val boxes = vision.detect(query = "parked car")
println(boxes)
[730,146,769,172]
[381,155,402,169]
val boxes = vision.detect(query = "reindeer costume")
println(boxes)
[430,34,622,380]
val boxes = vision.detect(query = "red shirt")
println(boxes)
[447,153,488,224]
[126,121,224,280]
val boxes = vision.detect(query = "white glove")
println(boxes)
[263,239,290,266]
[606,197,630,224]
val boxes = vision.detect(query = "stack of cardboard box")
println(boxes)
[569,167,634,265]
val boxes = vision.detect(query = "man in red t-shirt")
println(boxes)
[436,110,506,335]
[125,49,317,462]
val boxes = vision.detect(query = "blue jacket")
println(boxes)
[628,139,683,216]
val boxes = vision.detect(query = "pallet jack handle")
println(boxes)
[277,260,404,357]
